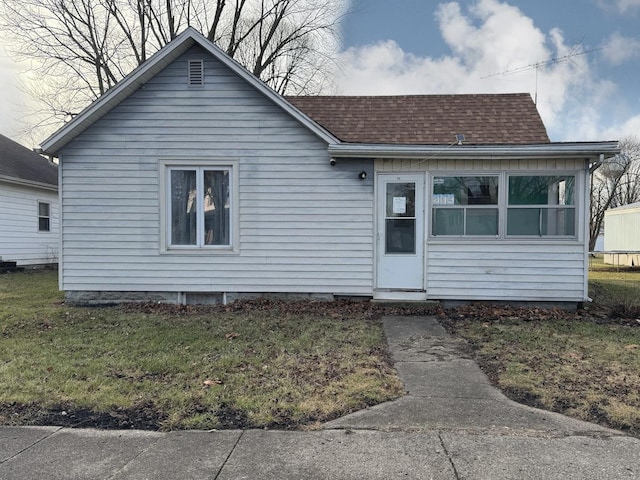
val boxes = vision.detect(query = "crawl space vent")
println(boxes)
[188,59,204,86]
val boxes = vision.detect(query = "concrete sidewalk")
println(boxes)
[1,316,638,479]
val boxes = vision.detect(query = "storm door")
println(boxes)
[376,174,425,291]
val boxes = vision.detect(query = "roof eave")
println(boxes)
[327,142,621,160]
[0,175,58,191]
[40,28,338,156]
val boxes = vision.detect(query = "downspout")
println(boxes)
[584,154,604,302]
[589,153,605,174]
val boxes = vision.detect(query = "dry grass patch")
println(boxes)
[0,270,407,430]
[441,304,640,436]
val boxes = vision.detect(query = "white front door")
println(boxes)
[376,174,425,295]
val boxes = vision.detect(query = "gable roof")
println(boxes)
[286,94,550,145]
[0,134,57,190]
[40,28,338,155]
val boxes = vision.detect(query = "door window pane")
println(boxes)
[386,183,415,217]
[386,219,416,253]
[385,182,416,253]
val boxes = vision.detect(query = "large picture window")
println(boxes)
[168,166,232,248]
[432,176,499,236]
[507,175,576,236]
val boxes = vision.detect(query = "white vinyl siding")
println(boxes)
[426,242,586,301]
[0,182,59,265]
[58,46,373,295]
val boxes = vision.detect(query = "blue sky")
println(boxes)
[1,0,639,144]
[334,0,640,141]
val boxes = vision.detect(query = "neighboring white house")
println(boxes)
[39,28,619,305]
[0,134,59,266]
[603,203,640,266]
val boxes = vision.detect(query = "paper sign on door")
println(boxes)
[392,197,406,214]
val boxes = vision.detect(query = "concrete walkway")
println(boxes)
[1,316,638,479]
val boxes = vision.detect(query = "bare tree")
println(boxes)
[0,0,344,141]
[589,136,640,251]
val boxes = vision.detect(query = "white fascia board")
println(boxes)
[328,141,620,160]
[41,28,337,156]
[0,175,58,192]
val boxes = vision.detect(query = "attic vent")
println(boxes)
[188,59,204,86]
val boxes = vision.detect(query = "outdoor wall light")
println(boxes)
[358,171,367,180]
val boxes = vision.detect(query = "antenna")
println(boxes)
[481,45,601,104]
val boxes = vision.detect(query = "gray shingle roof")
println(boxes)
[0,134,57,188]
[286,93,550,145]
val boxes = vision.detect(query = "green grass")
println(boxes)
[0,271,404,430]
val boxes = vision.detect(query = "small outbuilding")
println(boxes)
[603,203,640,267]
[39,28,619,305]
[0,134,59,267]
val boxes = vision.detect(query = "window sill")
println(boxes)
[428,237,580,245]
[161,246,239,255]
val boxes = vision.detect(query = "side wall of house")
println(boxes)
[0,182,59,265]
[376,157,589,302]
[59,46,373,300]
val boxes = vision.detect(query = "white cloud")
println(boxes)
[601,32,640,65]
[333,0,617,141]
[614,0,640,13]
[597,0,640,13]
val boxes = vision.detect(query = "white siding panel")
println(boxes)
[59,45,373,295]
[427,242,585,301]
[0,182,59,265]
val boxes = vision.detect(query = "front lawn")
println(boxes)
[0,270,405,430]
[440,258,640,437]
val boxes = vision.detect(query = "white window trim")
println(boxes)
[431,174,500,237]
[37,200,51,233]
[505,172,578,239]
[428,171,582,240]
[159,159,239,254]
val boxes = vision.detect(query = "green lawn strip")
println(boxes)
[0,272,404,430]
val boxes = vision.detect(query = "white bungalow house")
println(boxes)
[0,134,59,267]
[39,28,619,305]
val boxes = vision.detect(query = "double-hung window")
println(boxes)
[432,176,499,236]
[166,164,235,249]
[38,202,51,232]
[507,175,576,236]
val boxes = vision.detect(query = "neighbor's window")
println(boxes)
[169,167,231,247]
[38,202,50,232]
[432,176,499,236]
[507,175,576,236]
